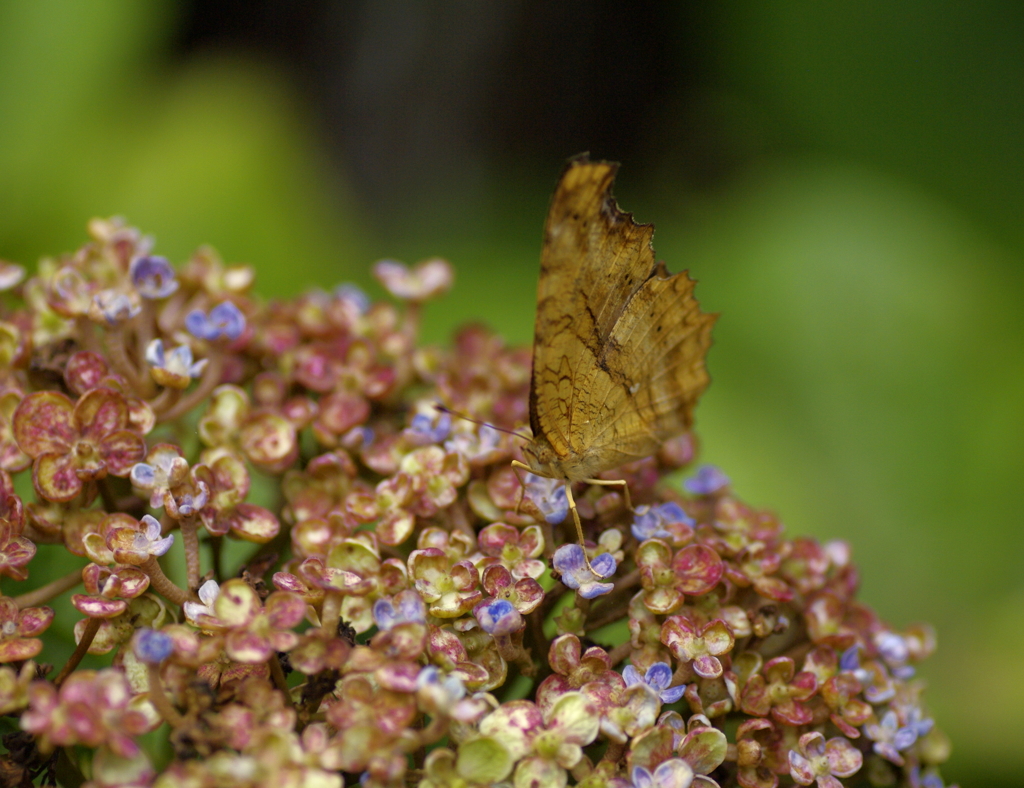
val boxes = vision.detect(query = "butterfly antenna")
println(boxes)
[434,404,531,442]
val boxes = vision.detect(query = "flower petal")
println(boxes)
[33,453,82,501]
[98,431,146,476]
[13,392,75,456]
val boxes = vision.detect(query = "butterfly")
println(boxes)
[513,154,716,556]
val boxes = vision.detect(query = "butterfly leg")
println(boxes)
[582,477,634,512]
[512,461,596,572]
[510,460,531,517]
[561,482,597,573]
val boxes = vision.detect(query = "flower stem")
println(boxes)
[147,386,181,416]
[320,590,342,635]
[141,556,192,606]
[539,520,556,559]
[526,610,552,687]
[106,325,147,396]
[404,301,422,342]
[584,600,630,633]
[147,663,186,728]
[75,315,100,354]
[135,301,157,394]
[268,653,295,710]
[492,629,534,676]
[411,713,449,749]
[606,640,632,669]
[159,350,225,422]
[13,569,83,609]
[610,567,640,595]
[584,574,635,631]
[179,516,201,592]
[600,740,627,765]
[53,618,101,687]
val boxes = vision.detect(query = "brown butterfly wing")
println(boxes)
[588,262,715,459]
[530,155,715,477]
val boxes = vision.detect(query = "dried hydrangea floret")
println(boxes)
[129,443,190,508]
[373,588,427,630]
[623,661,687,705]
[132,627,174,664]
[145,339,208,388]
[20,668,155,758]
[553,543,617,599]
[13,388,145,501]
[185,300,246,341]
[372,258,454,302]
[0,260,26,291]
[788,731,863,787]
[632,501,695,544]
[630,758,696,788]
[105,514,175,564]
[0,514,36,581]
[130,255,179,299]
[0,598,53,662]
[683,465,730,496]
[524,472,569,524]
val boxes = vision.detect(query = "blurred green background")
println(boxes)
[2,1,1022,784]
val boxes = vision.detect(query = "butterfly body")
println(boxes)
[521,430,605,484]
[517,154,715,551]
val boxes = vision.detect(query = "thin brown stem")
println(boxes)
[607,640,632,668]
[105,325,147,396]
[21,524,63,545]
[404,301,422,341]
[147,386,181,417]
[13,569,83,609]
[584,576,639,631]
[493,630,533,676]
[448,498,476,540]
[159,512,176,536]
[268,653,295,710]
[296,668,340,731]
[610,567,640,595]
[410,713,449,749]
[53,618,101,687]
[159,350,226,422]
[320,590,342,635]
[583,571,640,631]
[179,517,201,592]
[600,740,627,765]
[528,612,555,688]
[525,609,548,671]
[141,555,192,606]
[135,301,157,397]
[584,601,631,633]
[537,583,568,620]
[75,316,100,354]
[146,663,186,728]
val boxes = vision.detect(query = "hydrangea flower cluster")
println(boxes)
[0,220,956,788]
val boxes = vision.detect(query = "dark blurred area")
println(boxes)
[172,0,1024,256]
[2,2,1023,784]
[175,0,726,224]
